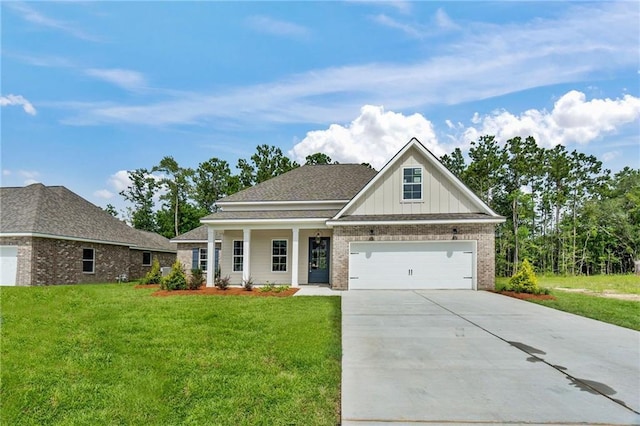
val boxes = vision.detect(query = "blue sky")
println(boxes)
[2,1,639,213]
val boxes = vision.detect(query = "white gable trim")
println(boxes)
[332,138,500,220]
[326,217,505,226]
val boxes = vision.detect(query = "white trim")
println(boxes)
[332,138,502,221]
[200,218,330,224]
[216,200,348,207]
[327,218,505,226]
[171,239,222,244]
[1,232,177,253]
[206,228,215,287]
[401,165,424,202]
[270,238,288,273]
[291,228,299,287]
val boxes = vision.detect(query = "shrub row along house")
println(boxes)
[0,184,176,286]
[190,138,505,290]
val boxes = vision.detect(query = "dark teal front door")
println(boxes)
[308,237,330,283]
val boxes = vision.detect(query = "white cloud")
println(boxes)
[1,94,37,115]
[2,170,11,176]
[246,15,309,38]
[602,151,620,162]
[85,68,147,91]
[459,91,640,149]
[6,2,100,42]
[289,105,440,169]
[371,14,422,38]
[94,189,115,199]
[108,170,132,192]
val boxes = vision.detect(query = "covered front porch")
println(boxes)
[204,225,332,288]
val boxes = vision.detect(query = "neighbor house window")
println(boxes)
[191,248,207,271]
[271,240,287,272]
[403,167,423,200]
[142,251,152,266]
[82,248,95,273]
[232,240,243,272]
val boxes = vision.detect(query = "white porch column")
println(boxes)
[242,228,251,283]
[206,227,215,287]
[291,227,299,288]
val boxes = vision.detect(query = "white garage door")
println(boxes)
[349,241,475,290]
[0,246,18,286]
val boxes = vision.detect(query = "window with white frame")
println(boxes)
[82,248,95,273]
[232,240,243,272]
[191,248,207,271]
[402,167,423,200]
[271,239,287,272]
[142,251,152,266]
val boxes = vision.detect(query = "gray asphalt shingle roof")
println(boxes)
[0,184,175,252]
[202,210,340,221]
[218,164,377,203]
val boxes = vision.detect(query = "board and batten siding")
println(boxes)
[346,147,476,216]
[220,229,331,285]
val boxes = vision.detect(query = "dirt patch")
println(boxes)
[554,288,640,302]
[141,285,299,297]
[492,290,556,301]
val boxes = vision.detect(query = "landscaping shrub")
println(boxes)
[142,257,162,284]
[215,275,230,290]
[243,277,254,291]
[160,260,187,291]
[506,259,542,294]
[274,285,290,293]
[188,268,204,290]
[260,282,276,293]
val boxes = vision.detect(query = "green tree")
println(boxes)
[465,135,506,208]
[153,157,194,238]
[305,153,335,165]
[104,204,119,217]
[237,145,299,188]
[440,147,467,179]
[119,168,157,232]
[192,157,234,213]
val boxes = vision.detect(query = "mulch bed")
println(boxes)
[135,284,299,297]
[493,290,556,301]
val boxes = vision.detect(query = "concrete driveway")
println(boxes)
[341,290,640,425]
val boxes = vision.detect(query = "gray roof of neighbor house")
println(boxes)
[171,225,222,242]
[217,164,377,203]
[0,184,176,252]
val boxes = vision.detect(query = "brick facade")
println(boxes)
[129,250,176,281]
[1,236,176,286]
[330,223,496,290]
[176,243,208,279]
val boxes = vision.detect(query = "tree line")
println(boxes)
[114,137,639,277]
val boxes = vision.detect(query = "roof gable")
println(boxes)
[0,184,175,251]
[333,138,500,219]
[217,164,377,203]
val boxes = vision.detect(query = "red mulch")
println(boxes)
[492,290,556,301]
[136,284,298,297]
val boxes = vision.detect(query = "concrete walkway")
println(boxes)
[293,285,343,296]
[342,290,640,425]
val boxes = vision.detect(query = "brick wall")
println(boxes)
[0,236,34,286]
[331,223,496,290]
[129,250,176,281]
[30,238,130,285]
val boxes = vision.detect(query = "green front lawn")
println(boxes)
[1,284,342,425]
[496,274,640,331]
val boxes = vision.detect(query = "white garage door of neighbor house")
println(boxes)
[0,246,18,286]
[348,241,475,290]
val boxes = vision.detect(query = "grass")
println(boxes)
[528,290,640,331]
[496,274,640,331]
[0,284,342,425]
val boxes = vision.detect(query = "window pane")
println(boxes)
[82,248,94,260]
[143,252,151,265]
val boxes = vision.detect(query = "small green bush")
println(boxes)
[274,285,290,293]
[243,277,254,291]
[160,260,187,291]
[215,275,230,290]
[142,257,162,285]
[506,259,540,294]
[260,282,276,293]
[188,268,204,290]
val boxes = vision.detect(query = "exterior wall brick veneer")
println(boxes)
[129,250,176,281]
[331,223,496,290]
[0,236,34,286]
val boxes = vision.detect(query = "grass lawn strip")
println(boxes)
[1,284,341,425]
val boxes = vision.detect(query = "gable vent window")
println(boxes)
[82,248,95,274]
[403,167,423,200]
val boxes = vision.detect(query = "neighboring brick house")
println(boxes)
[0,184,176,286]
[201,138,505,290]
[170,225,221,280]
